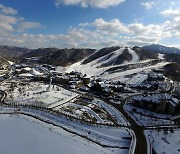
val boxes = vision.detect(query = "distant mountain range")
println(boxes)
[0,43,179,58]
[0,45,95,66]
[0,44,180,65]
[22,48,59,58]
[142,44,180,54]
[0,45,30,59]
[39,48,95,66]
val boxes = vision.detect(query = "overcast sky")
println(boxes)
[0,0,180,49]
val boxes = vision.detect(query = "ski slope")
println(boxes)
[66,47,141,77]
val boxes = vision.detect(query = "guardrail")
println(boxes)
[128,129,136,154]
[145,132,153,154]
[1,100,126,128]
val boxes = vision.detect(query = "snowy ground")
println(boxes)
[124,103,174,127]
[0,114,110,154]
[93,99,130,126]
[158,53,165,59]
[1,78,128,126]
[1,79,79,108]
[53,98,129,126]
[144,129,180,154]
[102,61,169,80]
[66,56,169,88]
[0,106,133,154]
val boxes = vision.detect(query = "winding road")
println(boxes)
[106,98,147,154]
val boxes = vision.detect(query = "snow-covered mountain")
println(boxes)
[66,46,168,84]
[81,46,159,67]
[142,44,180,54]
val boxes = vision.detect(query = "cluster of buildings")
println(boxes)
[87,79,134,97]
[9,62,180,115]
[130,71,180,115]
[11,63,91,89]
[131,93,179,115]
[132,72,172,93]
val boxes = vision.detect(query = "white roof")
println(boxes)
[31,68,43,76]
[24,67,31,71]
[19,73,33,77]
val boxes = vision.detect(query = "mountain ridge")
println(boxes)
[0,44,180,66]
[142,44,180,54]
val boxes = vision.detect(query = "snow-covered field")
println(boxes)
[124,73,148,85]
[0,114,109,154]
[1,78,129,126]
[1,80,79,108]
[145,129,180,154]
[0,106,133,154]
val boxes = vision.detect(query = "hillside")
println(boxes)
[165,53,180,64]
[0,56,11,71]
[22,48,59,58]
[0,45,96,67]
[82,46,121,64]
[163,63,180,82]
[39,48,96,66]
[0,45,30,59]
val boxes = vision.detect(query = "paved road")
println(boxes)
[0,90,7,102]
[107,98,147,154]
